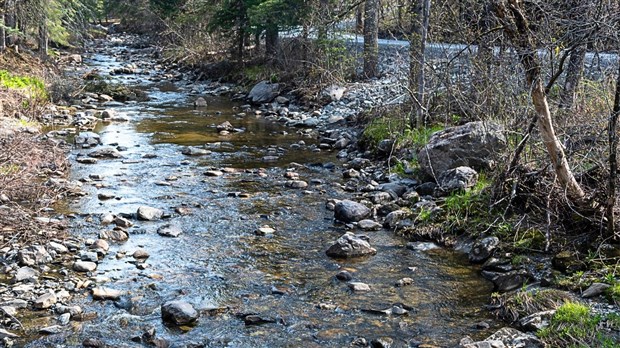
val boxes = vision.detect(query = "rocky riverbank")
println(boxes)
[0,28,617,347]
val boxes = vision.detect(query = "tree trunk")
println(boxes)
[0,13,5,52]
[560,45,586,109]
[318,0,329,40]
[38,21,48,56]
[5,0,15,46]
[265,25,279,61]
[607,57,620,237]
[356,4,364,34]
[363,0,378,79]
[494,0,585,200]
[409,0,430,129]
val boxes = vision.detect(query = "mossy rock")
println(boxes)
[552,251,586,273]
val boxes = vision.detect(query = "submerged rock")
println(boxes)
[326,232,376,258]
[158,224,182,237]
[462,327,544,348]
[92,287,123,301]
[161,300,199,325]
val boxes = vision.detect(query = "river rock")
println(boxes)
[216,121,234,132]
[158,224,182,237]
[18,246,52,266]
[80,251,99,262]
[482,270,528,292]
[248,80,280,104]
[370,337,393,348]
[462,327,544,348]
[13,267,39,283]
[76,157,98,164]
[137,206,163,220]
[0,328,19,339]
[181,147,211,156]
[39,325,63,335]
[194,97,207,107]
[75,132,101,146]
[133,249,150,259]
[469,237,500,263]
[89,147,123,158]
[334,200,371,223]
[358,219,382,231]
[285,180,308,189]
[114,216,133,228]
[73,261,97,272]
[326,232,376,258]
[90,239,110,252]
[581,282,611,298]
[92,287,123,301]
[48,241,68,254]
[34,291,57,309]
[99,229,129,242]
[383,210,408,229]
[518,310,555,332]
[161,300,199,325]
[418,121,506,178]
[437,166,478,193]
[322,85,346,102]
[348,282,371,292]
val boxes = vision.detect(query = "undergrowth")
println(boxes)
[0,70,48,100]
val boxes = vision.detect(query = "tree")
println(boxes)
[409,0,430,128]
[362,0,378,78]
[494,0,585,199]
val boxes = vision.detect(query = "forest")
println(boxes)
[0,0,619,347]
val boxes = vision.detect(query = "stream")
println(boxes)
[28,35,502,347]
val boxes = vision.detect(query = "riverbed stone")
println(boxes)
[99,229,129,242]
[248,80,280,104]
[285,180,308,189]
[34,291,57,309]
[418,121,506,178]
[158,224,182,237]
[194,97,207,107]
[334,200,371,223]
[89,147,123,159]
[92,287,123,301]
[75,132,101,146]
[462,327,544,348]
[469,237,500,263]
[13,267,39,283]
[18,246,52,266]
[348,282,371,292]
[437,166,478,194]
[133,249,150,259]
[48,241,68,254]
[73,261,97,272]
[137,206,164,220]
[326,232,376,258]
[113,216,133,228]
[581,282,611,298]
[358,219,382,231]
[181,147,211,156]
[161,300,199,325]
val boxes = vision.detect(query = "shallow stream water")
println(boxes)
[27,36,501,347]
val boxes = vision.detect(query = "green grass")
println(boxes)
[441,173,490,230]
[0,70,47,100]
[537,302,620,348]
[607,283,620,304]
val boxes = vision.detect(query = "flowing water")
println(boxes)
[27,37,501,347]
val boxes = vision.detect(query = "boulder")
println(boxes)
[33,292,57,309]
[161,300,199,325]
[137,206,163,221]
[326,232,377,258]
[418,121,506,178]
[73,261,97,272]
[248,81,280,104]
[437,166,479,193]
[334,200,371,223]
[13,267,39,283]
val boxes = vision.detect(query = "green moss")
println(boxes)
[0,70,47,100]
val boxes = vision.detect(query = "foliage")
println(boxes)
[440,173,491,231]
[0,70,47,100]
[538,302,620,348]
